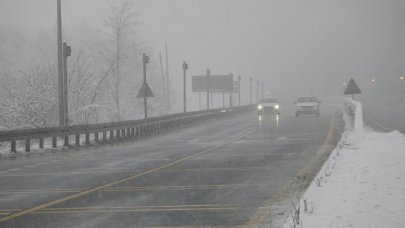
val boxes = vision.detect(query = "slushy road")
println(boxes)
[0,102,342,227]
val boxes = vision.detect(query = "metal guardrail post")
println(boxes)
[64,135,69,147]
[115,129,119,139]
[110,130,114,141]
[25,138,30,152]
[135,126,140,137]
[11,140,16,152]
[103,131,107,142]
[75,134,80,146]
[39,138,44,149]
[85,133,90,145]
[52,137,57,148]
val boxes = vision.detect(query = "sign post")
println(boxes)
[137,53,154,119]
[182,61,188,113]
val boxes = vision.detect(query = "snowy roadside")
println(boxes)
[282,100,405,228]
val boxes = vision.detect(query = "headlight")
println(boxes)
[257,105,263,110]
[314,106,318,109]
[274,104,279,110]
[297,106,302,110]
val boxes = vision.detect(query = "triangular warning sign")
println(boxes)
[136,83,155,98]
[344,78,361,95]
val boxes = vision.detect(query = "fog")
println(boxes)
[1,0,404,125]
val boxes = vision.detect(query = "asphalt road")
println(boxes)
[0,101,343,227]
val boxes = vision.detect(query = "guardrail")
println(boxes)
[0,105,255,153]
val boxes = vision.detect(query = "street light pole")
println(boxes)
[206,68,210,110]
[62,42,71,146]
[57,0,64,127]
[62,42,71,127]
[143,53,149,119]
[229,73,233,108]
[256,80,259,103]
[249,77,253,105]
[182,61,188,113]
[238,76,241,106]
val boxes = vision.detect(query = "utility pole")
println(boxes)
[165,42,171,111]
[257,80,259,103]
[143,53,149,119]
[249,77,253,105]
[182,61,188,113]
[206,68,210,110]
[62,42,71,127]
[57,0,64,127]
[159,52,166,111]
[62,42,71,147]
[238,76,241,106]
[229,73,233,108]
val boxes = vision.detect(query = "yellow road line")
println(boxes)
[101,183,268,191]
[0,184,260,195]
[0,170,141,177]
[33,204,241,214]
[0,189,83,195]
[33,207,240,214]
[0,128,255,223]
[245,112,336,226]
[0,183,266,195]
[159,166,285,172]
[150,226,251,228]
[0,166,285,177]
[40,204,235,211]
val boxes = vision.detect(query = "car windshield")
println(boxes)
[298,97,318,102]
[260,98,278,103]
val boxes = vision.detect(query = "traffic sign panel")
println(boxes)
[344,78,361,95]
[137,83,155,98]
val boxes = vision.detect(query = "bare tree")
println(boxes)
[67,49,114,124]
[103,0,139,121]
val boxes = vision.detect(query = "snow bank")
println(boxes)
[283,100,405,228]
[353,101,364,133]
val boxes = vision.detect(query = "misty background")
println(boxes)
[1,0,404,129]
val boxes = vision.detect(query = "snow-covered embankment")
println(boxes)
[282,99,405,228]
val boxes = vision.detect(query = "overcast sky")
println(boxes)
[1,0,405,98]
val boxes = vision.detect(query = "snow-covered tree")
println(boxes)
[0,65,57,129]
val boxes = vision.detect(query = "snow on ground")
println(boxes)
[283,100,405,228]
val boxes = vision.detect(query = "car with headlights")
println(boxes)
[257,97,280,115]
[295,96,321,117]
